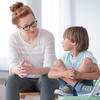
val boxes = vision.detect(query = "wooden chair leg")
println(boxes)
[20,97,25,100]
[29,97,33,100]
[20,95,25,100]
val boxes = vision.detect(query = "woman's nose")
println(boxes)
[30,26,34,31]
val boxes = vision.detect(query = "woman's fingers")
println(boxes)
[19,59,25,65]
[16,60,34,78]
[19,69,26,73]
[24,59,32,65]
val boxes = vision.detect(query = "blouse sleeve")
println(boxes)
[43,32,57,68]
[8,33,21,71]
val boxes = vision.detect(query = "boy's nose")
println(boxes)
[62,40,64,44]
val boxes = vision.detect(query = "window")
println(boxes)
[42,0,71,58]
[42,0,61,58]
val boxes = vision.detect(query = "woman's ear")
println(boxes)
[17,25,21,29]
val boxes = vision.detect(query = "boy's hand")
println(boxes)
[70,68,81,79]
[63,68,75,79]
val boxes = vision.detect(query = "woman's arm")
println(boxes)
[8,34,21,74]
[43,32,57,75]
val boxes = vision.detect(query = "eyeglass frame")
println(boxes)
[20,19,37,31]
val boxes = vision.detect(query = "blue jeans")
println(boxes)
[58,78,93,88]
[58,78,93,96]
[58,78,68,88]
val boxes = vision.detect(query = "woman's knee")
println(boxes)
[40,74,48,82]
[5,74,20,86]
[40,74,58,88]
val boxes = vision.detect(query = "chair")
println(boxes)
[20,92,58,100]
[58,78,100,100]
[20,92,40,100]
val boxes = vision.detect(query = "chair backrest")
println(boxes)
[90,78,100,96]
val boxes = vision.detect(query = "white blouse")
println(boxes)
[8,29,56,78]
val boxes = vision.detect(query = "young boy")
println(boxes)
[48,26,100,96]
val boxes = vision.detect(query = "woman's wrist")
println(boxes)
[10,66,17,74]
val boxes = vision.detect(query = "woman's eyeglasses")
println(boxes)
[21,20,37,31]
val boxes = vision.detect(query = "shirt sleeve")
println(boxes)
[43,32,57,68]
[60,54,66,62]
[85,51,97,64]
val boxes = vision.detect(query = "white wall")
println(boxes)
[71,0,100,66]
[41,0,72,58]
[26,0,41,28]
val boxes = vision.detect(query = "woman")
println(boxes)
[5,2,58,100]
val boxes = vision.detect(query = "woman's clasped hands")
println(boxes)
[14,59,36,78]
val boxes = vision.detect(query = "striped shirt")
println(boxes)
[8,29,56,78]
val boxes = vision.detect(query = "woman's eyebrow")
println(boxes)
[24,21,34,27]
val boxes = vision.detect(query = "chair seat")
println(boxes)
[20,92,58,100]
[20,92,40,98]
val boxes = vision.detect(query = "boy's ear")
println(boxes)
[72,42,76,46]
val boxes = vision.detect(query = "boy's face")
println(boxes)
[62,38,75,51]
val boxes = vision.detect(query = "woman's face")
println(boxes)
[18,13,38,36]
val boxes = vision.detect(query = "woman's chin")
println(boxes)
[29,31,35,35]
